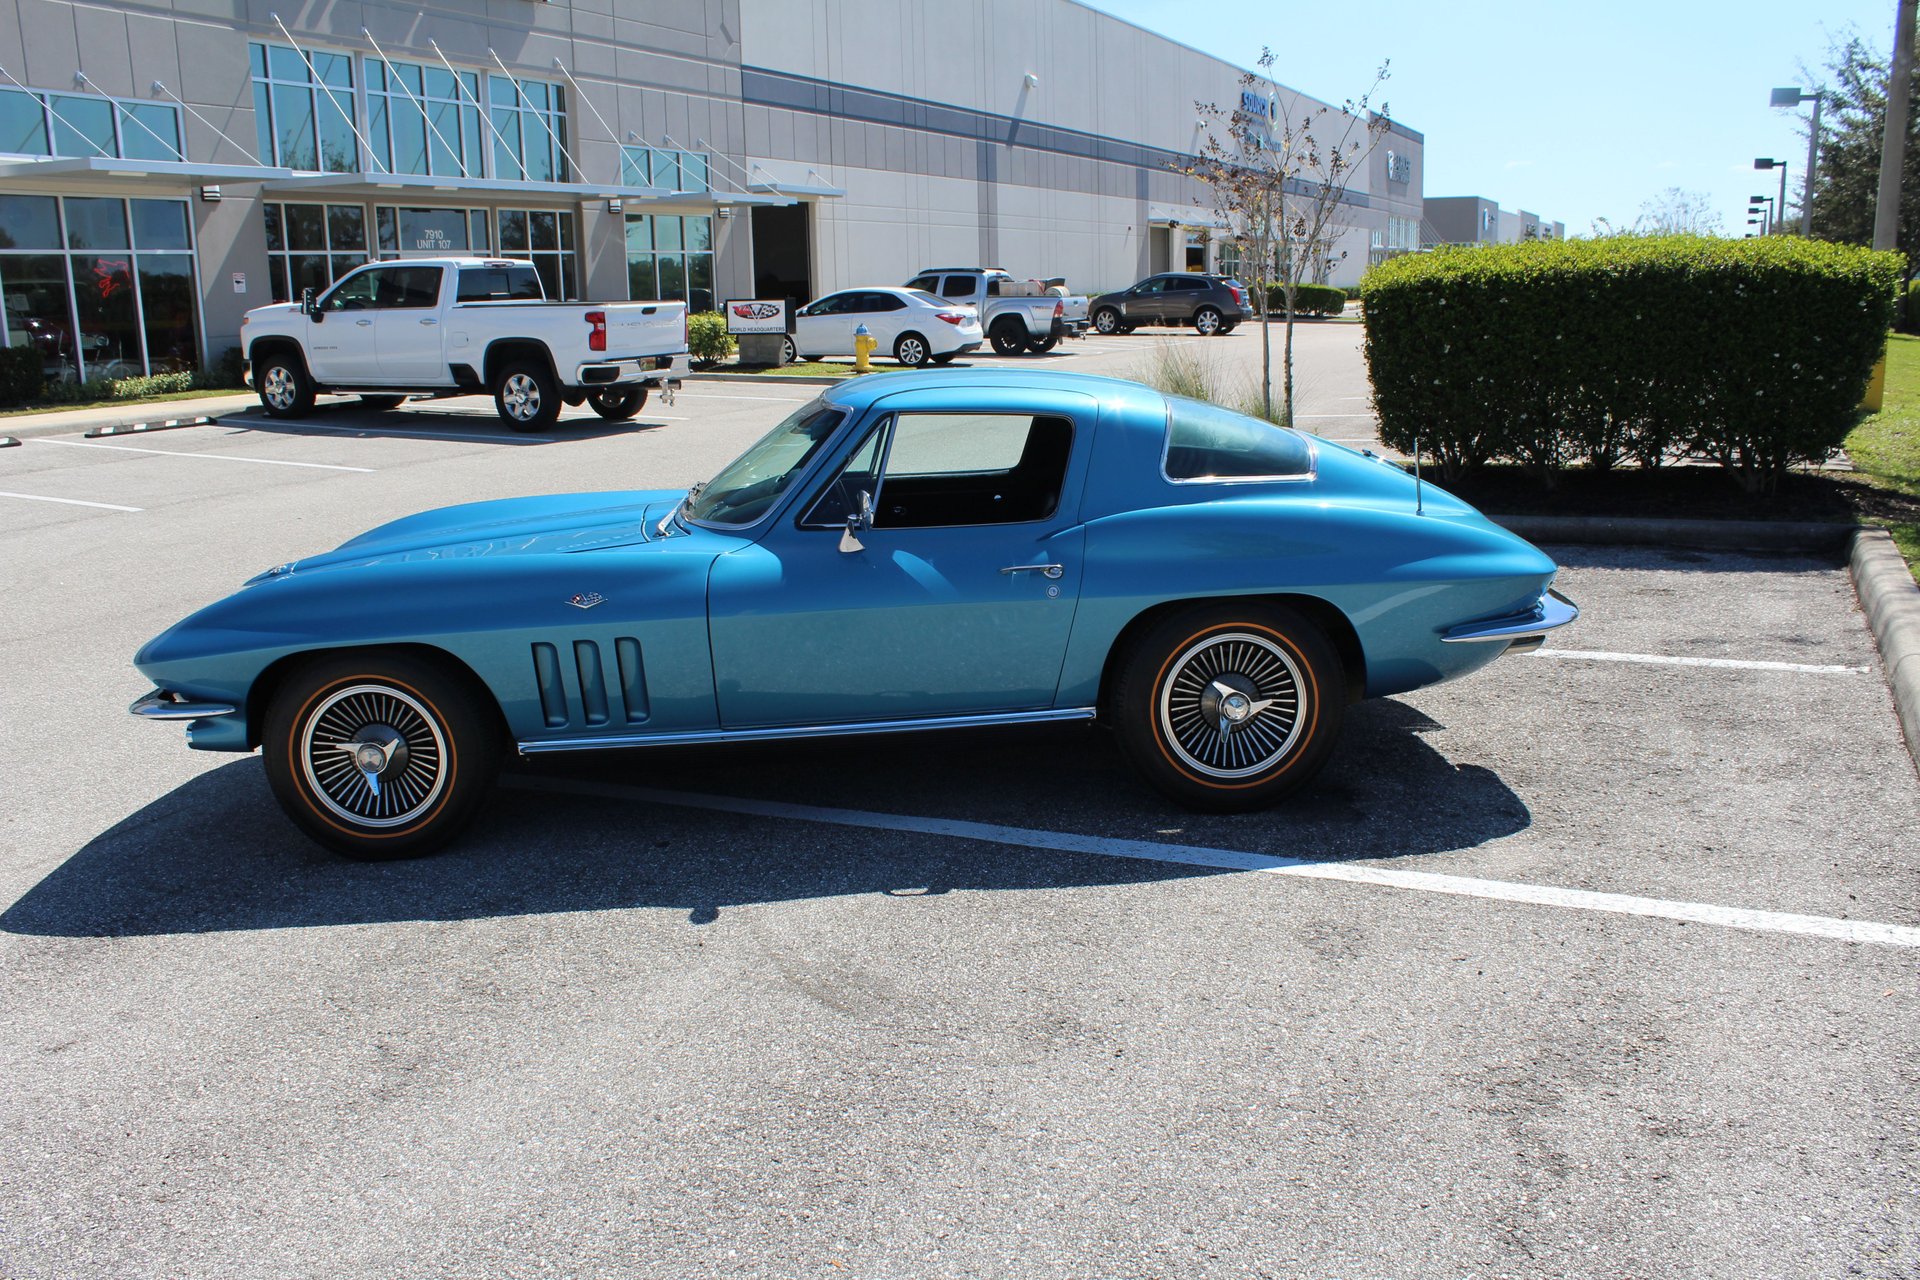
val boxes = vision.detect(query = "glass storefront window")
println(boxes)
[119,103,183,162]
[489,209,575,300]
[130,200,191,251]
[48,95,114,159]
[70,253,142,378]
[368,57,480,178]
[623,214,715,311]
[487,75,567,181]
[0,195,60,250]
[0,85,181,161]
[65,198,129,251]
[0,254,78,383]
[252,41,358,173]
[0,87,48,156]
[136,254,197,372]
[263,202,368,304]
[620,146,709,193]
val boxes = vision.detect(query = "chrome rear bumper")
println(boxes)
[1440,589,1580,644]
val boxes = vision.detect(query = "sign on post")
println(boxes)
[725,299,791,334]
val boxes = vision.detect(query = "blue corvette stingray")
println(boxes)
[132,369,1575,858]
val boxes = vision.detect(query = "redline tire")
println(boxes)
[1111,602,1344,812]
[262,653,501,860]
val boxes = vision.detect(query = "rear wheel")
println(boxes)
[587,386,647,420]
[358,394,407,411]
[780,335,799,365]
[262,652,501,860]
[255,349,315,419]
[1111,601,1345,812]
[1194,306,1224,336]
[989,321,1029,356]
[1028,332,1060,353]
[894,332,931,368]
[493,360,561,432]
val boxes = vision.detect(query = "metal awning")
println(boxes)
[0,155,293,191]
[747,178,846,198]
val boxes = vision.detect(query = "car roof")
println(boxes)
[818,368,1167,426]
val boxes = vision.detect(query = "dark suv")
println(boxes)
[1088,274,1249,336]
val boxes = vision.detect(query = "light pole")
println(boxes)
[1754,159,1788,232]
[1771,86,1824,235]
[1748,195,1775,235]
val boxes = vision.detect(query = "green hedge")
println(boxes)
[687,311,736,367]
[0,345,42,406]
[1362,235,1901,489]
[1264,282,1346,317]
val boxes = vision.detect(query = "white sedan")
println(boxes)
[781,287,984,367]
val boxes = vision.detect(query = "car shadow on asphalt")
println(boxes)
[215,400,665,444]
[1,700,1529,938]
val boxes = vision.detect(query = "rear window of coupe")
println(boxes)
[1162,395,1315,482]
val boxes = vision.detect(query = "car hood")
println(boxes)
[261,489,685,579]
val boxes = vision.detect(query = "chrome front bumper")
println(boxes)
[130,689,238,720]
[1440,589,1580,646]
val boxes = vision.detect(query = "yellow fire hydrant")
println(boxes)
[853,322,876,374]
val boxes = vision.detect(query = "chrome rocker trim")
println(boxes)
[130,689,239,720]
[519,706,1097,755]
[1440,588,1580,644]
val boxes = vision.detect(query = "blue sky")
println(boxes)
[1078,1,1891,236]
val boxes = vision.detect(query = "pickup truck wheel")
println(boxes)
[1194,307,1224,336]
[263,652,501,860]
[255,350,315,419]
[988,321,1029,356]
[894,332,931,368]
[494,361,561,432]
[1111,601,1344,813]
[1093,307,1122,335]
[587,386,647,420]
[1028,332,1060,353]
[358,395,407,411]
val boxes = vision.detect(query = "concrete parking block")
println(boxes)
[1851,526,1920,772]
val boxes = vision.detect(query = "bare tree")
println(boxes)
[1177,50,1391,424]
[1592,188,1726,237]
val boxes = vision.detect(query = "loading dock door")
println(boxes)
[751,203,813,307]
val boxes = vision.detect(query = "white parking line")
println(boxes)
[1530,648,1868,675]
[35,439,373,472]
[684,392,823,403]
[0,490,141,512]
[254,422,548,445]
[506,777,1920,949]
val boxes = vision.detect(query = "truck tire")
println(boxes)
[1029,332,1060,353]
[989,320,1029,356]
[255,348,315,419]
[494,360,561,432]
[358,395,407,411]
[587,386,647,420]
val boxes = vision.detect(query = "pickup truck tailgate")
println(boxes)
[604,300,685,354]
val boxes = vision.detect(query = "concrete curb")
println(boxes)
[1487,514,1858,553]
[685,371,847,386]
[1849,527,1920,774]
[1,394,259,440]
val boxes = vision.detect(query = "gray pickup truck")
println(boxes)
[903,267,1089,355]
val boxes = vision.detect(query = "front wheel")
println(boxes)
[780,335,799,365]
[1194,306,1224,336]
[1093,307,1122,335]
[894,332,931,368]
[1110,602,1345,812]
[262,652,502,859]
[494,361,561,432]
[255,350,315,419]
[587,386,647,420]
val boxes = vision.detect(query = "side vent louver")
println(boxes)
[530,637,649,730]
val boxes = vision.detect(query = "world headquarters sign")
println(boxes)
[725,299,791,334]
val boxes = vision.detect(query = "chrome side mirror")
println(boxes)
[838,489,873,554]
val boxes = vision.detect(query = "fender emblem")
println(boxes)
[566,592,605,609]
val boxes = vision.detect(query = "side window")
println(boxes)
[941,275,976,299]
[1168,277,1203,292]
[906,275,940,292]
[390,266,442,308]
[1163,395,1314,481]
[869,292,906,312]
[805,413,1074,529]
[1137,278,1166,294]
[803,293,849,316]
[460,266,544,301]
[323,267,381,310]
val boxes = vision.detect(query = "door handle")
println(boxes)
[355,319,373,327]
[1000,563,1064,579]
[419,318,438,326]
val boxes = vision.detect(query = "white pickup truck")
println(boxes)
[241,257,689,432]
[902,267,1090,355]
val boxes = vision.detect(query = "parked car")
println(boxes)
[780,287,984,367]
[1089,273,1250,336]
[240,257,689,432]
[131,368,1577,860]
[903,268,1089,354]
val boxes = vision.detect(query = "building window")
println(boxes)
[374,205,491,258]
[0,193,200,382]
[620,146,709,193]
[263,202,369,303]
[497,209,577,300]
[367,59,483,178]
[251,42,358,172]
[0,85,182,162]
[487,77,567,182]
[624,214,713,311]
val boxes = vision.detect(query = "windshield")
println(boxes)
[684,399,846,526]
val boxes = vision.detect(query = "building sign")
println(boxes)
[725,299,791,334]
[1385,151,1412,183]
[232,272,246,294]
[398,208,468,253]
[1239,89,1275,121]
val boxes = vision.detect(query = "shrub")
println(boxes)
[0,344,42,406]
[35,377,114,405]
[196,346,246,389]
[1362,234,1901,491]
[1129,341,1283,424]
[687,311,735,367]
[108,371,196,399]
[1264,283,1346,317]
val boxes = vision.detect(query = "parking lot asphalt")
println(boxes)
[2,327,1916,1280]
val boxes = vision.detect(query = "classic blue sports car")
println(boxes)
[132,369,1575,858]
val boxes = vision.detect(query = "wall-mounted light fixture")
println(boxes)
[607,198,622,213]
[200,185,222,201]
[717,205,734,219]
[1023,73,1039,89]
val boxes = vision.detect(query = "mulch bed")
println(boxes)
[1429,465,1920,526]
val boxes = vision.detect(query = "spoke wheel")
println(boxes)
[256,351,314,419]
[264,654,501,859]
[895,333,929,367]
[1112,602,1344,812]
[1094,308,1120,334]
[1194,307,1223,335]
[493,360,560,432]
